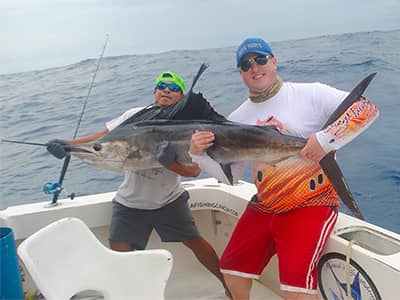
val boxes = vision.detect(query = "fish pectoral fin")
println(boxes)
[155,141,177,168]
[320,151,365,220]
[219,163,233,185]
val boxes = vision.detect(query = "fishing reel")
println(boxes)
[43,182,75,200]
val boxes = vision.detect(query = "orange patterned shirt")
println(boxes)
[252,157,339,214]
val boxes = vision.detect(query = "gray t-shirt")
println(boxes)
[105,107,185,209]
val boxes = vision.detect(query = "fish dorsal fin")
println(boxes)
[119,104,160,126]
[189,63,209,93]
[118,63,209,126]
[322,72,376,129]
[156,63,209,119]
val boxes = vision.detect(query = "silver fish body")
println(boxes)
[69,120,307,173]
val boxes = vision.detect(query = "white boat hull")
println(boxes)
[1,178,399,299]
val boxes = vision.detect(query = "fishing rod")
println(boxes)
[3,36,109,204]
[44,34,110,206]
[0,38,101,203]
[2,39,108,145]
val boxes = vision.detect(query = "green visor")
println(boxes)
[155,71,186,93]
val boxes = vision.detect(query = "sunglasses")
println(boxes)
[156,82,181,93]
[239,55,272,72]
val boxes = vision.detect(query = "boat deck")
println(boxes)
[166,266,282,299]
[148,235,283,300]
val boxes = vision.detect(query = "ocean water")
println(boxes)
[0,30,399,233]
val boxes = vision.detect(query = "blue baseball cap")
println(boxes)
[236,38,274,66]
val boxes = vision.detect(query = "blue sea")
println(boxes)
[0,30,399,233]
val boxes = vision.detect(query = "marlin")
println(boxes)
[69,119,306,173]
[2,72,376,218]
[66,73,377,220]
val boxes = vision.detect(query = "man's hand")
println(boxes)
[189,130,215,156]
[300,133,327,163]
[46,139,70,159]
[256,116,283,131]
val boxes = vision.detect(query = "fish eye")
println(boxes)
[93,143,102,151]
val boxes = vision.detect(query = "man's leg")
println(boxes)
[219,206,275,300]
[109,200,152,252]
[276,206,338,298]
[223,273,252,300]
[283,291,318,300]
[109,240,133,251]
[182,237,231,298]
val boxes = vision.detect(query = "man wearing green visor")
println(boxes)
[45,70,229,296]
[154,71,186,107]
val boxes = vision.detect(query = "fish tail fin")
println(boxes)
[322,72,376,129]
[317,73,376,220]
[320,152,365,220]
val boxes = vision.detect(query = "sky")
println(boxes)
[1,0,399,75]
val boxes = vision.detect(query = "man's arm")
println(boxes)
[69,128,109,145]
[167,162,201,177]
[302,97,379,162]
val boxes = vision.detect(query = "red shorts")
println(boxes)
[220,205,337,294]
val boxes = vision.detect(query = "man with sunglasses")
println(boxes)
[46,70,230,296]
[189,38,378,299]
